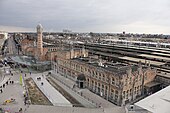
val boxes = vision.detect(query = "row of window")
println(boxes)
[64,61,110,82]
[48,48,57,52]
[111,77,120,86]
[58,63,121,103]
[87,79,119,95]
[58,60,148,90]
[123,85,142,99]
[123,74,148,86]
[87,79,120,101]
[59,60,123,87]
[58,67,76,79]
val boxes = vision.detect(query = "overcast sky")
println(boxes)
[0,0,170,34]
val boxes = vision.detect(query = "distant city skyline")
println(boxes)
[0,0,170,34]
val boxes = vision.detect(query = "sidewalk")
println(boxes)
[50,70,120,108]
[31,74,72,107]
[48,75,96,108]
[0,68,125,113]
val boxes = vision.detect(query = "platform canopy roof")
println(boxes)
[135,85,170,113]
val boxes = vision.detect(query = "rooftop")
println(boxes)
[156,72,170,79]
[135,85,170,113]
[72,57,140,76]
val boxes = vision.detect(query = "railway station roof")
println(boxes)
[138,54,170,61]
[152,52,170,57]
[72,57,139,76]
[119,56,165,66]
[135,85,170,113]
[157,72,170,79]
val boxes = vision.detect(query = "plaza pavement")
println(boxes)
[0,66,26,112]
[47,75,97,108]
[25,105,125,113]
[0,66,126,113]
[50,70,120,108]
[49,70,125,112]
[29,70,125,112]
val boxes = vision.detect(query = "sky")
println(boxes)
[0,0,170,34]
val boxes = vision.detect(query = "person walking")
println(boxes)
[0,89,3,93]
[3,84,5,88]
[72,84,75,89]
[24,98,27,105]
[19,108,22,112]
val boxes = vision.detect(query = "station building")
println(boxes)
[53,48,157,106]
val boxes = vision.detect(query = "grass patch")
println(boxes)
[25,78,52,105]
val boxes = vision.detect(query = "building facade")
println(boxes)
[20,24,60,61]
[54,49,156,106]
[156,72,170,88]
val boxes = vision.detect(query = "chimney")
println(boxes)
[82,45,86,57]
[139,60,142,66]
[98,56,104,67]
[148,61,150,66]
[98,58,103,66]
[70,45,74,59]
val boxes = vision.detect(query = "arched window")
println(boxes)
[123,91,125,98]
[99,73,101,80]
[129,77,132,84]
[112,77,115,84]
[92,80,94,86]
[102,74,105,81]
[115,90,118,95]
[126,90,129,99]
